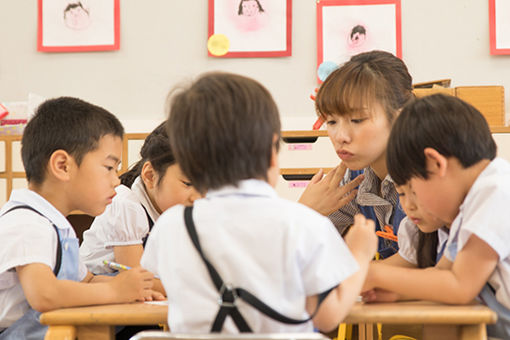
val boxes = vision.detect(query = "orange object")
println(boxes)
[376,225,398,242]
[312,117,324,130]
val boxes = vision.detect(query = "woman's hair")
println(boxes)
[119,122,175,188]
[315,50,413,123]
[416,230,439,268]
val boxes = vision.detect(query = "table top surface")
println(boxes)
[40,300,497,327]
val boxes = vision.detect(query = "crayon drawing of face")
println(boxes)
[349,25,366,48]
[64,2,91,31]
[238,0,264,17]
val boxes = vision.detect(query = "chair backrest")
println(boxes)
[130,331,330,340]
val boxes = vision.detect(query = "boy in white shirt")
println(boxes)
[0,97,162,340]
[365,94,510,339]
[141,72,377,333]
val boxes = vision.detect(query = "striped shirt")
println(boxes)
[329,167,400,235]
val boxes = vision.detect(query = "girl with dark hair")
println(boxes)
[79,122,199,293]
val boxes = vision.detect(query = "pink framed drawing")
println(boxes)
[317,0,402,80]
[489,0,510,54]
[37,0,120,52]
[207,0,292,58]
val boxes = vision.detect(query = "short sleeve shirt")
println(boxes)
[0,189,87,328]
[141,179,359,333]
[79,177,159,274]
[445,158,510,309]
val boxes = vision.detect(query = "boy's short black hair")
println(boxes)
[166,72,281,194]
[22,97,124,185]
[387,94,497,185]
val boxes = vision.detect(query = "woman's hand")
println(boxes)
[298,163,364,216]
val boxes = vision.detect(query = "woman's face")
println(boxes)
[325,103,392,178]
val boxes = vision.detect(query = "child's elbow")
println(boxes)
[447,288,478,305]
[29,297,56,313]
[314,319,344,333]
[26,288,61,312]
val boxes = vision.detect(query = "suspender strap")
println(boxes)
[183,206,327,332]
[2,205,62,276]
[141,204,154,248]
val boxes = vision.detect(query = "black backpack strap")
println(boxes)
[141,204,155,248]
[2,205,62,276]
[183,206,327,332]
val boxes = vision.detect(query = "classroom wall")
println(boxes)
[1,0,510,129]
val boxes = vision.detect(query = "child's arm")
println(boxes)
[378,252,416,268]
[298,163,364,216]
[308,214,377,332]
[113,244,166,295]
[114,244,144,268]
[16,262,156,312]
[366,234,498,304]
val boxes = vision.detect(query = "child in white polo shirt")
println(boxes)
[0,97,163,340]
[365,94,510,339]
[80,122,199,296]
[141,72,377,333]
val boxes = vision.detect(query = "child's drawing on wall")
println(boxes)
[210,0,290,55]
[238,0,265,17]
[63,2,91,31]
[320,2,400,67]
[234,0,268,32]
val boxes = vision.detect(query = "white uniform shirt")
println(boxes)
[445,158,510,309]
[398,217,449,266]
[0,189,87,329]
[141,179,359,333]
[80,177,159,274]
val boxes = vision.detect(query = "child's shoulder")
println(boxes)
[106,184,145,214]
[473,158,510,193]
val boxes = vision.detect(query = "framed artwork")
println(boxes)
[207,0,292,57]
[317,0,402,80]
[37,0,120,52]
[489,0,510,54]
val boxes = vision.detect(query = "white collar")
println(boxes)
[131,176,160,222]
[2,189,74,230]
[205,179,277,199]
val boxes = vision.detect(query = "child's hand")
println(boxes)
[344,214,377,264]
[361,288,400,303]
[111,267,155,302]
[144,289,166,302]
[298,163,364,216]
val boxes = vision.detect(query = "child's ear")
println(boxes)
[270,134,280,167]
[48,150,73,181]
[141,161,157,190]
[423,147,448,178]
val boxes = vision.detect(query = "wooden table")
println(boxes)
[40,301,497,340]
[343,301,497,340]
[40,302,167,340]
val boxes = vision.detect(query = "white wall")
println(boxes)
[1,0,509,129]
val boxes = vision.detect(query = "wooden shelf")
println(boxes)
[280,167,333,181]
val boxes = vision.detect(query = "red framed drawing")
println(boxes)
[317,0,401,80]
[207,0,292,58]
[489,0,510,54]
[38,0,120,52]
